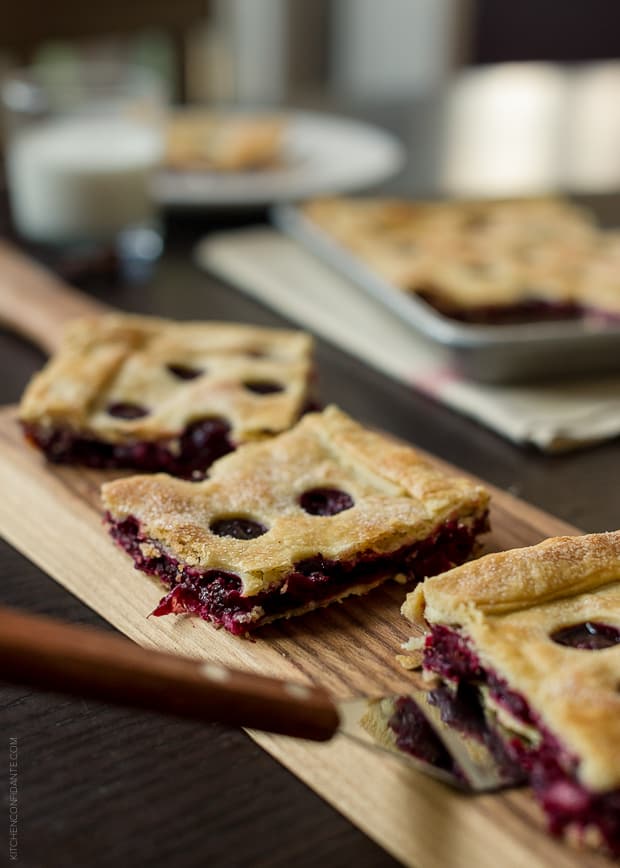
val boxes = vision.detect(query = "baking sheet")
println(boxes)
[272,204,620,383]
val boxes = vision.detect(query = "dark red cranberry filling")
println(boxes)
[107,512,488,636]
[417,289,620,327]
[388,696,458,773]
[179,417,231,460]
[243,380,284,395]
[422,624,485,681]
[166,364,204,380]
[417,288,578,325]
[106,402,150,419]
[427,681,487,739]
[427,682,526,783]
[154,574,251,635]
[551,621,620,650]
[387,688,522,784]
[299,488,354,516]
[22,416,233,480]
[422,625,620,855]
[210,518,268,540]
[424,627,538,726]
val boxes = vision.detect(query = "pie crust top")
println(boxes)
[302,196,620,315]
[165,113,285,171]
[102,405,489,595]
[402,532,620,791]
[19,314,314,444]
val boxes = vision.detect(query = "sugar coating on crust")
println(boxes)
[102,405,489,596]
[402,532,620,791]
[19,313,314,443]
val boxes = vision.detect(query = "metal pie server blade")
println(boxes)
[0,606,526,794]
[337,683,526,794]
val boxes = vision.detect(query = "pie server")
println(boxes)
[0,605,521,793]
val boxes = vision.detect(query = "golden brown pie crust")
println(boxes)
[102,405,489,597]
[19,313,314,445]
[402,532,620,791]
[303,196,620,315]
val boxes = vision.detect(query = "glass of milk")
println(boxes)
[2,62,166,272]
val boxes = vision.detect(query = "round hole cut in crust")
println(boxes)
[209,517,268,540]
[243,380,285,395]
[299,487,355,516]
[181,416,231,450]
[106,402,150,420]
[550,621,620,650]
[166,363,205,381]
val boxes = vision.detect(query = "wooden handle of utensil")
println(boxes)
[0,241,110,355]
[0,605,339,741]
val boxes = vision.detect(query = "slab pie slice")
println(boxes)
[102,406,489,635]
[19,313,315,479]
[401,532,620,856]
[165,113,285,172]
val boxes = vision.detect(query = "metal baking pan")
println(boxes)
[272,203,620,383]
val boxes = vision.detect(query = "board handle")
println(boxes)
[0,605,340,742]
[0,240,110,355]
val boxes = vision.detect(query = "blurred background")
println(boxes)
[4,0,620,284]
[5,0,620,105]
[3,0,620,198]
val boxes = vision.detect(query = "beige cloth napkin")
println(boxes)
[196,227,620,452]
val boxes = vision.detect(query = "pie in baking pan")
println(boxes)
[303,196,620,325]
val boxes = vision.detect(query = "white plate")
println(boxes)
[153,109,405,208]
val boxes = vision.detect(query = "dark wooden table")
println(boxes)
[1,103,620,868]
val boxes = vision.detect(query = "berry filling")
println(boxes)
[106,512,489,636]
[388,696,459,774]
[420,625,620,856]
[22,393,317,478]
[299,487,354,516]
[22,416,234,480]
[416,289,620,327]
[386,683,523,784]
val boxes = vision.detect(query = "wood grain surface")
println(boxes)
[0,240,108,354]
[0,406,612,868]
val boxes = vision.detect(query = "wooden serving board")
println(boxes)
[0,407,613,868]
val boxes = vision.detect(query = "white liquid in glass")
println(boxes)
[7,116,162,243]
